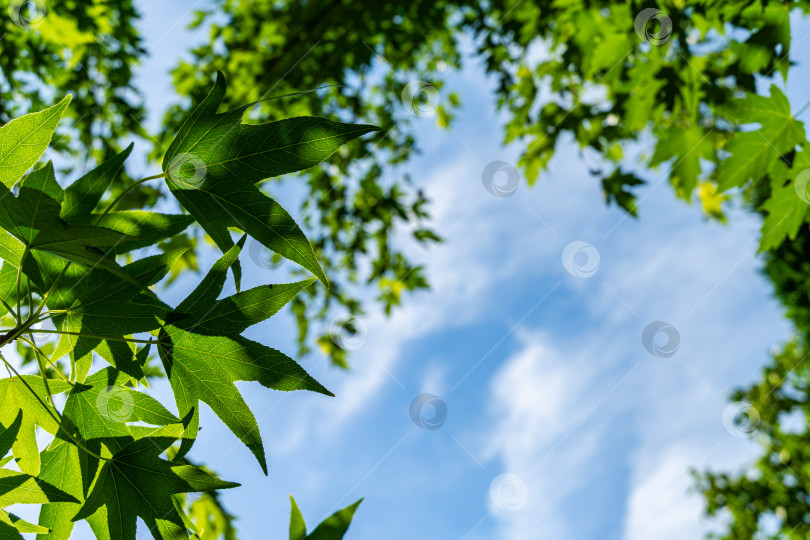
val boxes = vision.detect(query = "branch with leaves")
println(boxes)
[0,73,368,539]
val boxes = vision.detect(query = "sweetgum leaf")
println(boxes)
[162,72,379,286]
[717,86,805,190]
[72,424,239,540]
[0,163,140,286]
[157,241,331,472]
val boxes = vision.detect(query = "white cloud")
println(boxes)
[622,446,707,540]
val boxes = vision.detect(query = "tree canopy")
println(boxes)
[2,0,810,538]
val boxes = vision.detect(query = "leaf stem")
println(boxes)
[95,172,167,225]
[24,334,54,405]
[0,297,16,319]
[13,261,22,325]
[19,334,73,387]
[29,172,167,322]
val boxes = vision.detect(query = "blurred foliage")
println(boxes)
[0,0,147,166]
[696,341,810,539]
[5,0,810,537]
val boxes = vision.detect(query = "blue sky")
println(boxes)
[10,2,810,539]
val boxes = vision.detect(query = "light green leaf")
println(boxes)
[36,439,110,540]
[0,510,48,535]
[0,469,77,506]
[0,412,22,459]
[289,498,363,540]
[0,96,71,189]
[0,377,72,475]
[289,496,307,540]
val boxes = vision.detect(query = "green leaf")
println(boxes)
[52,253,177,380]
[158,326,331,474]
[0,377,72,475]
[62,368,179,457]
[175,278,316,336]
[0,234,46,291]
[0,95,71,189]
[289,496,307,540]
[717,86,806,190]
[0,469,77,506]
[36,439,109,540]
[651,125,714,198]
[76,211,195,254]
[0,520,22,540]
[61,144,133,222]
[157,241,331,472]
[162,72,379,286]
[72,425,239,540]
[289,498,363,540]
[0,163,140,285]
[0,412,22,460]
[42,367,182,527]
[0,510,48,535]
[759,147,810,251]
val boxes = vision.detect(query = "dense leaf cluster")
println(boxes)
[0,75,366,539]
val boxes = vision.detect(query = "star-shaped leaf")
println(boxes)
[51,251,180,380]
[61,144,133,223]
[157,239,331,472]
[161,72,380,286]
[37,369,181,540]
[0,163,139,286]
[72,424,239,540]
[0,448,77,539]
